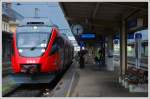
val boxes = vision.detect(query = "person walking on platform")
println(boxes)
[99,49,103,65]
[95,48,100,65]
[95,48,103,66]
[101,48,105,66]
[78,49,87,69]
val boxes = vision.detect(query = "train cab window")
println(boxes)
[50,37,59,55]
[16,32,51,57]
[50,36,64,55]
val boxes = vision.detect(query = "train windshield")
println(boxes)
[17,32,49,48]
[16,26,52,57]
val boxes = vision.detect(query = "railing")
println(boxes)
[113,55,148,70]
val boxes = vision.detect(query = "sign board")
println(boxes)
[114,33,135,40]
[135,33,142,39]
[128,33,134,39]
[80,34,95,39]
[128,18,144,31]
[127,19,137,28]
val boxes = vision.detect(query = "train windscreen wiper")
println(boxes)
[30,40,46,50]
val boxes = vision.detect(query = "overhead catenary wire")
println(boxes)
[14,2,58,7]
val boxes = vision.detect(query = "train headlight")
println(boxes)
[41,49,45,53]
[33,26,38,30]
[18,49,23,53]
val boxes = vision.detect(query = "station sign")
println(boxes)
[128,33,134,39]
[80,34,95,39]
[113,33,134,39]
[127,18,144,32]
[135,33,142,39]
[127,19,137,28]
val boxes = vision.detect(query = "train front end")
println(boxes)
[11,18,59,83]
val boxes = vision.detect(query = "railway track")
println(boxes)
[3,84,49,97]
[3,63,71,97]
[3,74,61,97]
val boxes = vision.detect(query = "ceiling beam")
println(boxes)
[122,9,141,20]
[92,3,100,19]
[104,2,147,10]
[91,23,119,30]
[66,15,120,25]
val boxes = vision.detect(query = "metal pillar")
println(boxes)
[106,34,114,71]
[108,35,113,50]
[135,33,142,69]
[120,20,127,76]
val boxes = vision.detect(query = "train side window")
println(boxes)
[57,37,64,47]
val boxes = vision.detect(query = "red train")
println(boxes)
[11,17,74,83]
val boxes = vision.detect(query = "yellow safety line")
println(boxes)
[66,72,76,97]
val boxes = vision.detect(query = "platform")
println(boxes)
[71,64,148,97]
[47,60,147,97]
[47,60,79,97]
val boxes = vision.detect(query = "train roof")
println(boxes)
[18,17,53,26]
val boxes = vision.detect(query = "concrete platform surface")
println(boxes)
[51,60,79,97]
[72,64,148,97]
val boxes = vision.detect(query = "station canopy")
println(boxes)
[59,2,148,36]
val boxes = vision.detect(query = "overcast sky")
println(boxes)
[12,2,73,36]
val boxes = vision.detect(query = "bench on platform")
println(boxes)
[120,67,148,92]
